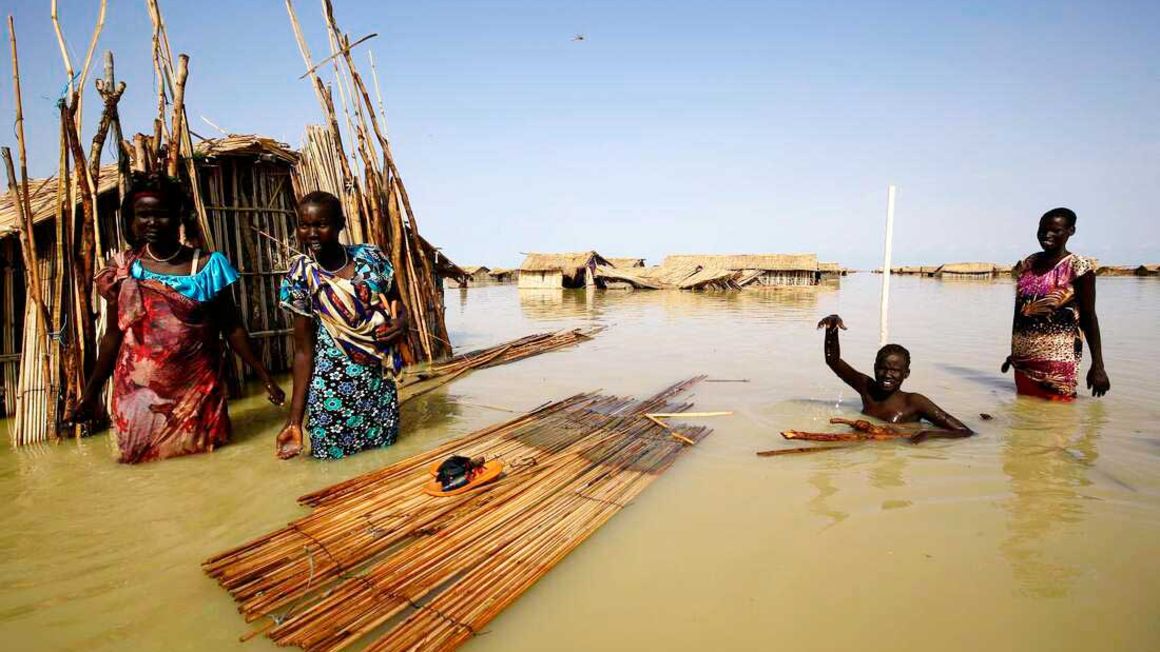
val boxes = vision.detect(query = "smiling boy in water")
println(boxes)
[817,314,972,443]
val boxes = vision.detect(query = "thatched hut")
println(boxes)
[664,253,819,287]
[1135,264,1159,277]
[0,134,466,416]
[937,262,1001,279]
[1096,265,1137,277]
[462,266,492,284]
[488,267,516,283]
[606,257,646,269]
[518,251,611,289]
[818,261,845,278]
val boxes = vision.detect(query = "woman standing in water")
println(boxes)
[274,191,406,460]
[69,174,285,463]
[1004,207,1110,400]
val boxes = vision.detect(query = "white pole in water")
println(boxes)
[879,184,897,347]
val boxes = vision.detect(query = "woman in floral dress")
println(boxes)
[1004,207,1109,400]
[275,191,406,459]
[68,173,284,463]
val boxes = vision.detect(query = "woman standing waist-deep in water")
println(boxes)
[1004,207,1110,400]
[68,174,285,463]
[274,191,406,460]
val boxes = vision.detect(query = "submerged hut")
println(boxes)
[1135,264,1159,277]
[488,267,516,283]
[1096,265,1137,277]
[818,261,844,278]
[518,251,611,289]
[462,266,492,284]
[606,257,646,269]
[664,254,820,287]
[937,262,1001,279]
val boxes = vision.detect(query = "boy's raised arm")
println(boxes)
[817,314,870,393]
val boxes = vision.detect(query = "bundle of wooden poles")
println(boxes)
[284,0,451,363]
[398,327,603,401]
[204,377,712,651]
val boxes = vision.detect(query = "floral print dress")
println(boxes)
[1010,253,1094,400]
[279,245,401,459]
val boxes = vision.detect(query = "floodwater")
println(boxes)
[2,275,1158,651]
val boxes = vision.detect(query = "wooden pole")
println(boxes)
[6,16,56,442]
[879,184,896,347]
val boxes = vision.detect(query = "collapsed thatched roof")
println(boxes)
[519,251,609,272]
[196,135,299,164]
[938,262,1000,274]
[0,163,120,239]
[663,253,818,271]
[606,257,645,268]
[594,265,665,289]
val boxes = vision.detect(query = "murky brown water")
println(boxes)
[2,275,1158,651]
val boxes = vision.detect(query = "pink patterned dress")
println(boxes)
[95,250,238,463]
[1009,253,1094,400]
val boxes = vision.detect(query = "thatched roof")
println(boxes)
[1136,264,1160,274]
[606,257,645,268]
[195,135,299,164]
[488,267,515,277]
[817,261,840,273]
[938,262,999,274]
[593,265,665,289]
[663,253,818,271]
[1096,265,1137,276]
[2,134,299,241]
[519,251,609,272]
[462,265,490,275]
[0,163,120,239]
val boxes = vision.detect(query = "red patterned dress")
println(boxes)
[1009,253,1094,400]
[95,250,239,463]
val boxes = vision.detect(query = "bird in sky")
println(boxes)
[572,34,585,42]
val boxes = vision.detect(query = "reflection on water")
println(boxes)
[1000,399,1105,599]
[3,276,1159,651]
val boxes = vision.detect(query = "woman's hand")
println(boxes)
[275,423,304,459]
[816,314,847,331]
[63,394,98,425]
[265,380,286,406]
[1086,366,1110,397]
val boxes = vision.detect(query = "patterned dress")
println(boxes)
[279,244,401,459]
[95,250,239,463]
[1010,253,1094,400]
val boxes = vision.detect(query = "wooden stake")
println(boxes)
[879,184,896,347]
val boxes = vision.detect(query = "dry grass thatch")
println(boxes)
[663,253,818,271]
[1136,264,1160,276]
[519,251,609,272]
[938,262,1000,275]
[593,265,665,289]
[606,257,645,268]
[462,265,490,276]
[817,261,840,273]
[0,164,120,239]
[195,135,299,164]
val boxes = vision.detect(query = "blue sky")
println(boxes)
[2,0,1157,268]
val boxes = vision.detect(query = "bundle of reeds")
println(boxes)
[204,377,712,650]
[284,0,451,363]
[398,327,602,401]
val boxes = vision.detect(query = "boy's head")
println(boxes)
[873,344,911,392]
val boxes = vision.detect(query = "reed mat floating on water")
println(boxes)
[204,376,712,651]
